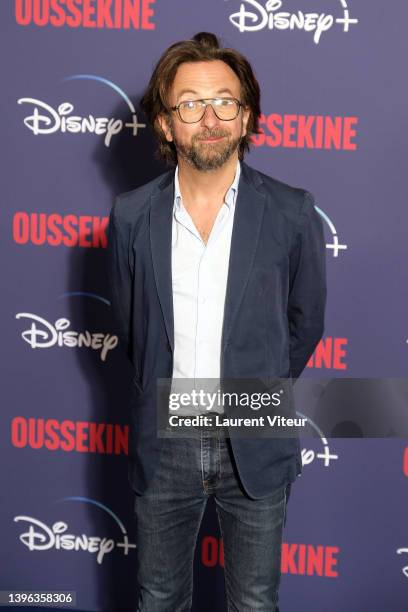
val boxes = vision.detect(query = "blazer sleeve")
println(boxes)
[288,191,327,381]
[106,199,134,367]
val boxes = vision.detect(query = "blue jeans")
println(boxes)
[134,422,290,611]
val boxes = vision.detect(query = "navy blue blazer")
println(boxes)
[107,161,326,498]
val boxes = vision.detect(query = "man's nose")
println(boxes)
[200,103,220,128]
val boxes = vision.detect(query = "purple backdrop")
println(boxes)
[2,1,408,610]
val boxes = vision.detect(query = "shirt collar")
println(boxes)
[174,160,241,212]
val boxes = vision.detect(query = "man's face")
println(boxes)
[158,60,250,171]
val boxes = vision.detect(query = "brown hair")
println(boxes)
[140,32,261,164]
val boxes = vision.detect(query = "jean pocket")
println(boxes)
[283,483,291,527]
[132,376,143,396]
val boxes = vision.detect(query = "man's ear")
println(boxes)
[241,106,251,138]
[157,114,173,142]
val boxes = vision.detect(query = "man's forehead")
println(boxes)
[171,61,241,100]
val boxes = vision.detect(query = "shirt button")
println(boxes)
[199,296,206,304]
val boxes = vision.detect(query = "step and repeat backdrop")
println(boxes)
[2,1,408,611]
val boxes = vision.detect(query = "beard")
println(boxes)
[171,126,243,171]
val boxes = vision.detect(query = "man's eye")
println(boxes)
[183,101,197,110]
[215,99,232,106]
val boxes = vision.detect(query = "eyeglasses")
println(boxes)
[170,97,243,124]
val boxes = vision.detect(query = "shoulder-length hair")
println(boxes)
[140,32,261,164]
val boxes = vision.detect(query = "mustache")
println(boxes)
[194,130,230,141]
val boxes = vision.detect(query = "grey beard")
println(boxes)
[173,133,242,171]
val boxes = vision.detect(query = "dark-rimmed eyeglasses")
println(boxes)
[170,97,243,124]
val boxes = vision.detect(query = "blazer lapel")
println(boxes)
[221,162,265,351]
[149,171,175,351]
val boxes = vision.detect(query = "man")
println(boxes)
[107,32,326,611]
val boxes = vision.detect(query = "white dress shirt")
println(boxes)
[170,161,241,415]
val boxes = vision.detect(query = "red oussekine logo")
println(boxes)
[307,337,348,370]
[403,448,408,477]
[252,113,358,150]
[13,212,109,248]
[200,537,340,577]
[11,416,128,455]
[282,542,339,577]
[15,0,156,30]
